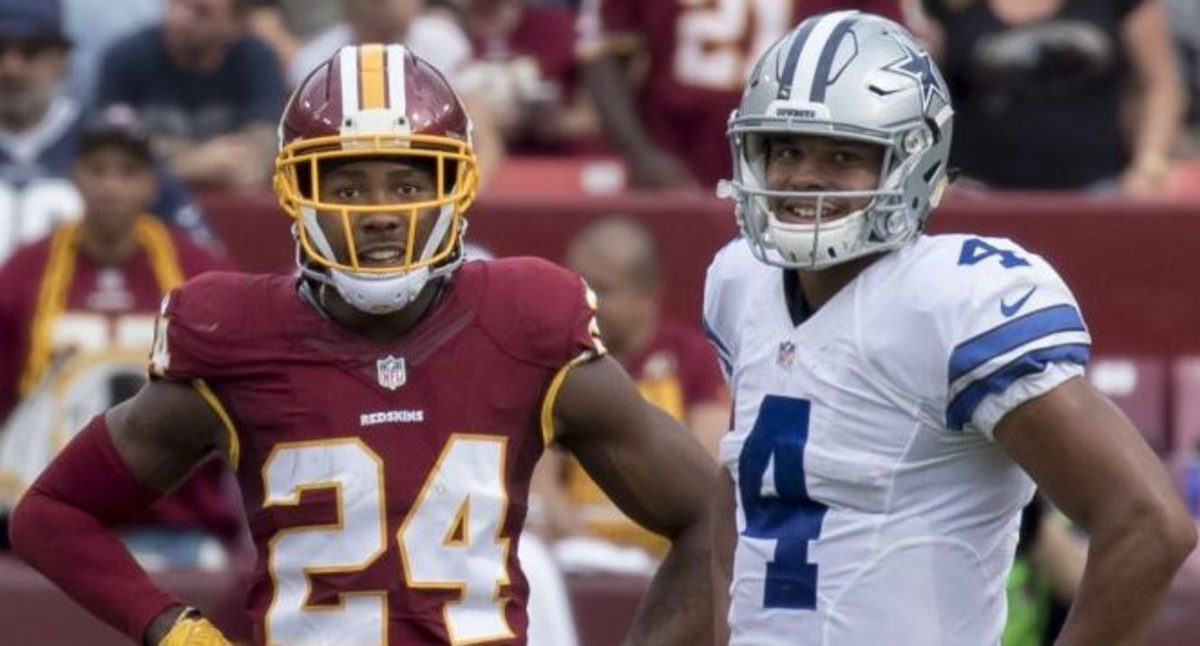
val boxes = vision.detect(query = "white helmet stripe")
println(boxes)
[385,44,408,116]
[776,18,817,100]
[339,45,360,115]
[784,11,860,104]
[809,15,861,102]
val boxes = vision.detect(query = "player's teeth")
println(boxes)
[364,250,400,261]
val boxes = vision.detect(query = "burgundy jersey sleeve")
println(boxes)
[150,272,285,382]
[476,258,606,370]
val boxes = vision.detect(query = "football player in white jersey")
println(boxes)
[705,11,1196,646]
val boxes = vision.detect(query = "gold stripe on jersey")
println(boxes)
[193,379,240,469]
[359,43,388,110]
[20,216,185,396]
[134,217,185,290]
[21,222,80,394]
[538,350,601,447]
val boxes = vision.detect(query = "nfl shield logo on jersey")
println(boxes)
[776,341,796,371]
[376,355,407,390]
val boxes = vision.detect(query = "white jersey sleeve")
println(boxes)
[919,236,1091,439]
[702,238,758,384]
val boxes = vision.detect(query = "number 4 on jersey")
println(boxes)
[957,238,1029,269]
[738,395,828,610]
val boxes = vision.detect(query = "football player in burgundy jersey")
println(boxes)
[9,44,716,646]
[577,0,903,189]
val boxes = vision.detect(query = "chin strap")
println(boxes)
[293,202,463,315]
[328,265,431,314]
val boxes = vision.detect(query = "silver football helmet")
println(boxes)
[721,11,954,270]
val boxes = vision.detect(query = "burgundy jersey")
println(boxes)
[0,221,238,539]
[150,258,604,646]
[623,318,728,421]
[0,225,225,416]
[577,0,903,185]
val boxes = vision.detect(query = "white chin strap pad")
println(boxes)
[768,206,869,268]
[330,266,431,314]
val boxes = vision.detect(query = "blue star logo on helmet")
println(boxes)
[883,36,948,110]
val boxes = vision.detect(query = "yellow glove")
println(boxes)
[157,610,234,646]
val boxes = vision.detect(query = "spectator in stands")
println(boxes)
[289,0,468,88]
[454,0,602,154]
[0,0,212,263]
[1184,438,1200,518]
[61,0,161,108]
[247,0,342,72]
[290,0,504,181]
[1003,494,1087,645]
[96,0,286,189]
[1167,0,1199,157]
[576,0,902,190]
[534,217,728,554]
[0,109,241,565]
[918,0,1185,195]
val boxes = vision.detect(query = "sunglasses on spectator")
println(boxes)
[0,39,63,59]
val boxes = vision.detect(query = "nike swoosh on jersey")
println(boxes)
[1000,287,1038,317]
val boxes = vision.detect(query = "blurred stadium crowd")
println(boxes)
[1,0,1199,644]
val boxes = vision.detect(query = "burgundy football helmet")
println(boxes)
[274,44,479,313]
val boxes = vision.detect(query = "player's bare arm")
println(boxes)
[9,376,232,646]
[107,379,229,496]
[580,56,695,190]
[107,379,232,644]
[712,468,737,644]
[552,355,715,645]
[995,377,1197,646]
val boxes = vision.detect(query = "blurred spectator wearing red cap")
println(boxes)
[0,104,241,566]
[0,0,213,264]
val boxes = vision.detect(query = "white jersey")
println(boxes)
[703,235,1090,646]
